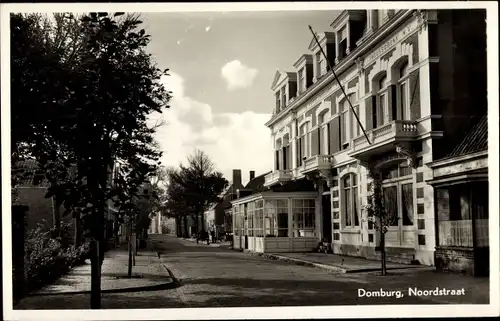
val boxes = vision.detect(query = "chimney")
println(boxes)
[232,169,242,187]
[249,171,255,181]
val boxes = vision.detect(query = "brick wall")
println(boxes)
[435,247,475,275]
[16,188,53,231]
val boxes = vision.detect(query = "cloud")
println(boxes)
[221,60,259,90]
[149,72,272,184]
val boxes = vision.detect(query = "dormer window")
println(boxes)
[298,68,305,93]
[315,51,323,78]
[281,86,287,109]
[275,92,281,113]
[338,26,348,59]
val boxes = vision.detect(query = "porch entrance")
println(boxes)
[322,194,332,243]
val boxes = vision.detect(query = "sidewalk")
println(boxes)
[28,243,177,296]
[245,251,434,274]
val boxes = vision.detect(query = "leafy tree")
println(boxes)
[164,167,195,237]
[10,12,171,308]
[165,150,228,237]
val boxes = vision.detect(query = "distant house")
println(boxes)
[13,159,74,233]
[204,169,246,239]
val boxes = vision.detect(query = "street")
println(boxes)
[15,234,489,309]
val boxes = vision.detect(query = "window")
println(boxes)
[318,111,329,154]
[342,173,359,227]
[254,200,264,237]
[399,61,410,120]
[349,93,360,139]
[381,164,415,229]
[377,75,389,126]
[292,199,316,237]
[299,123,309,160]
[298,68,305,93]
[383,185,399,226]
[338,26,348,59]
[341,98,350,147]
[247,202,254,236]
[381,161,412,180]
[281,87,287,109]
[275,92,281,113]
[316,51,323,78]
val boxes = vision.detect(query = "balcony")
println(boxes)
[349,120,419,160]
[300,155,333,175]
[264,169,293,187]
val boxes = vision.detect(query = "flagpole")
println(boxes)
[308,25,371,146]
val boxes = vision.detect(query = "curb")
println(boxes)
[29,277,178,296]
[240,250,431,274]
[243,251,348,273]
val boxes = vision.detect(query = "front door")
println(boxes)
[322,194,332,243]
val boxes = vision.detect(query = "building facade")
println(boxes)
[232,9,487,268]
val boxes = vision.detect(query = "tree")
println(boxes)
[165,150,228,237]
[164,167,195,237]
[364,166,399,276]
[11,12,171,308]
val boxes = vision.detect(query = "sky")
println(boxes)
[142,10,339,185]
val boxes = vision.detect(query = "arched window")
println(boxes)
[377,74,389,127]
[318,110,329,155]
[398,61,410,120]
[342,173,359,227]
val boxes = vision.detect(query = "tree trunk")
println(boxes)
[53,197,62,237]
[380,233,387,276]
[183,215,188,237]
[90,239,101,309]
[73,211,83,246]
[128,222,133,278]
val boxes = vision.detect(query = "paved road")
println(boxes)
[151,234,489,307]
[15,234,489,310]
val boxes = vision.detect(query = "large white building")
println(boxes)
[232,9,488,272]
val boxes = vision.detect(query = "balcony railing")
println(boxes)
[300,155,333,174]
[350,120,418,157]
[264,169,293,187]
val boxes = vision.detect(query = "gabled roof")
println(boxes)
[244,171,272,192]
[446,115,488,159]
[308,32,336,51]
[271,70,297,91]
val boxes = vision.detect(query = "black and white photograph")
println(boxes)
[2,2,499,320]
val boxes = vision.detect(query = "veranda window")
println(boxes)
[292,199,316,237]
[264,199,289,237]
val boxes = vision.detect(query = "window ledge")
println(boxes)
[340,228,361,234]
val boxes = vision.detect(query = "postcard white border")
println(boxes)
[2,1,499,320]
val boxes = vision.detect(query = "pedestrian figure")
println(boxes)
[211,230,216,244]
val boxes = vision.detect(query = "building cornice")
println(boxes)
[427,150,488,169]
[293,54,313,68]
[265,9,416,128]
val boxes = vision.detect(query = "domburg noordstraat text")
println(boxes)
[358,287,466,299]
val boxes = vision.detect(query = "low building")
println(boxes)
[204,169,246,238]
[427,115,489,276]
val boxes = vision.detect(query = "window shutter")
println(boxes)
[286,145,291,170]
[311,129,319,156]
[391,85,398,121]
[365,96,373,130]
[371,95,378,128]
[329,117,341,153]
[340,112,345,143]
